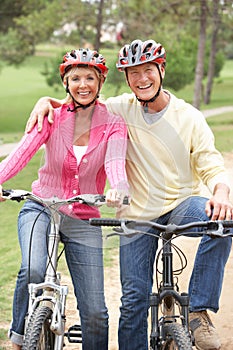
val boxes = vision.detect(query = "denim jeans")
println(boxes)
[118,196,232,350]
[9,200,108,349]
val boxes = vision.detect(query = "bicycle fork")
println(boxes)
[26,215,69,349]
[149,236,190,349]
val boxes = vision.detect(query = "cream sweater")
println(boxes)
[106,92,229,220]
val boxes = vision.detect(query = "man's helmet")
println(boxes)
[60,48,108,79]
[116,39,166,71]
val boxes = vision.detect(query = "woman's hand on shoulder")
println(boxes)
[105,189,130,208]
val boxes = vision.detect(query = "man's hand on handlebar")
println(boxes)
[205,183,233,221]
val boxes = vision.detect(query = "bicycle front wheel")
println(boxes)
[162,323,193,350]
[22,306,55,350]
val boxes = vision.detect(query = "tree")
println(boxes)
[0,0,58,65]
[94,0,104,50]
[204,0,225,105]
[193,0,208,109]
[0,0,99,66]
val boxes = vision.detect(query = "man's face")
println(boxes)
[127,63,165,101]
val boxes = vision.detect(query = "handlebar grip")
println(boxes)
[222,220,233,228]
[89,218,123,226]
[2,189,12,197]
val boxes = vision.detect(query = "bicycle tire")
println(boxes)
[22,306,55,350]
[162,323,193,350]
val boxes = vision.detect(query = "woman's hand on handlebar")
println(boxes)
[0,185,6,202]
[105,189,129,208]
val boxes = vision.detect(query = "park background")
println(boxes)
[0,0,233,348]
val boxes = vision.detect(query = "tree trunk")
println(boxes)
[94,0,104,51]
[193,0,208,109]
[204,0,221,105]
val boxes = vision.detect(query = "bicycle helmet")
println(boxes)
[60,49,108,112]
[60,48,108,79]
[116,39,166,71]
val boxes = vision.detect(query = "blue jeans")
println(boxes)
[9,200,108,349]
[118,196,232,350]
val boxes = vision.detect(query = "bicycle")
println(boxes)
[89,217,233,350]
[2,189,128,350]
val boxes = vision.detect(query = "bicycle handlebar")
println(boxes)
[2,189,130,206]
[89,217,233,238]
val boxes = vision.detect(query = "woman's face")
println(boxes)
[66,66,101,106]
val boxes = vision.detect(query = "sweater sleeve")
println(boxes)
[190,112,230,193]
[0,123,50,185]
[104,115,129,192]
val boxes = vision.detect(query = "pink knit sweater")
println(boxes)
[0,102,129,219]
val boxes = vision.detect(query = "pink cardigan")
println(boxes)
[0,102,129,219]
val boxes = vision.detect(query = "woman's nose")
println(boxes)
[79,79,87,87]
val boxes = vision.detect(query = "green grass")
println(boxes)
[0,152,41,322]
[206,112,233,153]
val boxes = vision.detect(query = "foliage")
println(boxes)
[0,0,232,108]
[41,51,67,92]
[164,33,225,91]
[0,0,55,66]
[105,56,126,95]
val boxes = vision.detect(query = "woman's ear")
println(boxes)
[63,77,69,92]
[99,75,105,90]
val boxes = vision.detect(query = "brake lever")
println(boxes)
[106,221,141,238]
[71,194,105,206]
[206,222,225,238]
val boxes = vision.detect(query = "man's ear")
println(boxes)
[99,75,105,90]
[160,64,166,79]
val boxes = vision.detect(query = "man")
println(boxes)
[27,39,233,350]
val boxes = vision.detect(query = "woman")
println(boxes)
[0,48,129,350]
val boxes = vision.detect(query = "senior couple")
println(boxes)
[1,38,232,350]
